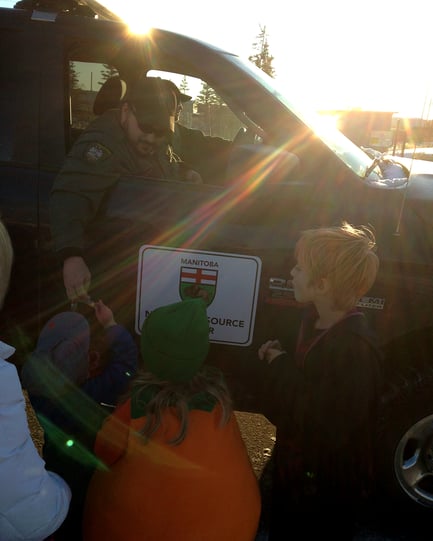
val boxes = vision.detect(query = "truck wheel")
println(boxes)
[376,359,433,512]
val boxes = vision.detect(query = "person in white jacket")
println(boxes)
[0,219,71,541]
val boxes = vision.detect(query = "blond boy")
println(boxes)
[259,222,381,541]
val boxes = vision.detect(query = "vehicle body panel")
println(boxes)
[2,3,433,508]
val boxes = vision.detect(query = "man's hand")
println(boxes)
[258,339,285,364]
[63,256,91,301]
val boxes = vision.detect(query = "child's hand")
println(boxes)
[94,300,116,329]
[258,339,284,364]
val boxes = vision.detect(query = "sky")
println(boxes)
[2,0,433,117]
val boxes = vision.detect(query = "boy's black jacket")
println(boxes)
[261,305,383,502]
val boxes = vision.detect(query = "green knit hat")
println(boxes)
[140,298,210,382]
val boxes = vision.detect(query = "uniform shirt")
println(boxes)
[50,109,182,256]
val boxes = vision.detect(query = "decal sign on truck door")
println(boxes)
[136,245,262,346]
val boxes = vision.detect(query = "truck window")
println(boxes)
[69,61,119,142]
[147,70,245,140]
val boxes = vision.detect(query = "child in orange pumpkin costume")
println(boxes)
[83,297,261,541]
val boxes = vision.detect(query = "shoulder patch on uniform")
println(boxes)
[84,142,113,163]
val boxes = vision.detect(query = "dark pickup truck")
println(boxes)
[2,0,433,513]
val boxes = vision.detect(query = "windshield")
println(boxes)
[235,59,372,178]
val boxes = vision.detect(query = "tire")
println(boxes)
[376,337,433,512]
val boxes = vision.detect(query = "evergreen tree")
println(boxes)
[69,62,80,91]
[248,25,276,78]
[195,81,224,135]
[195,81,221,105]
[100,64,119,86]
[179,75,190,96]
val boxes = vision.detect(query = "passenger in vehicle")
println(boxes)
[83,297,261,541]
[163,79,233,185]
[0,219,71,541]
[50,76,201,306]
[257,222,382,540]
[21,300,138,541]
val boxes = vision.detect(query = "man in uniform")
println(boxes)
[50,76,201,308]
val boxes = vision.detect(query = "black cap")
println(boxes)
[93,76,127,115]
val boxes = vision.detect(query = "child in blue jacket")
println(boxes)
[21,300,138,541]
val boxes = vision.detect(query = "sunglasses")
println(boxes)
[137,123,169,138]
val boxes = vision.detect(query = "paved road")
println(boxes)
[235,412,432,541]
